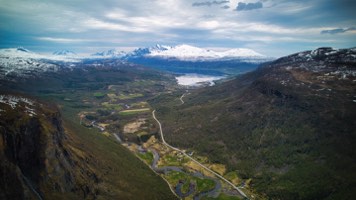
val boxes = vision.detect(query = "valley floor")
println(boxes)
[80,88,262,199]
[86,90,257,199]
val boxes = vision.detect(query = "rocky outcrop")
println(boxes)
[0,94,99,199]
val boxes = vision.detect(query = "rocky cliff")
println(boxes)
[0,94,99,199]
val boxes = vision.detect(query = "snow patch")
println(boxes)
[0,95,37,116]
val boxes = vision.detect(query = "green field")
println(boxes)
[101,102,123,110]
[93,92,106,98]
[203,193,242,200]
[119,108,150,115]
[118,93,144,100]
[137,151,154,165]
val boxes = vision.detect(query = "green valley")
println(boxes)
[1,48,355,200]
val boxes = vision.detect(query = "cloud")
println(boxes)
[236,2,263,11]
[83,18,149,33]
[192,1,229,7]
[320,27,356,34]
[0,0,355,57]
[36,37,91,43]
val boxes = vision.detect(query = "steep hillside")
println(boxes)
[0,94,98,199]
[0,93,176,199]
[150,47,356,199]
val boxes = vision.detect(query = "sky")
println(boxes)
[0,0,355,57]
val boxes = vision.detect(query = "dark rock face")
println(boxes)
[0,95,98,199]
[3,117,44,182]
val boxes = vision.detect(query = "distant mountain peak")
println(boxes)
[151,44,171,51]
[53,50,77,56]
[16,47,31,53]
[91,49,126,58]
[0,48,37,58]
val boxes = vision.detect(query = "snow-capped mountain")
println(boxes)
[91,49,126,58]
[146,44,266,61]
[93,44,270,63]
[0,47,43,59]
[125,44,171,58]
[0,48,84,79]
[53,50,77,56]
[0,48,80,61]
[0,48,60,78]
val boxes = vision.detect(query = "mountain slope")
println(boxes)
[150,47,356,199]
[0,94,99,199]
[0,93,177,199]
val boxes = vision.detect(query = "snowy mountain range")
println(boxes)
[0,48,82,79]
[1,45,355,80]
[0,48,59,78]
[0,45,273,78]
[93,44,271,63]
[0,44,270,62]
[146,44,266,61]
[0,47,79,61]
[118,44,272,75]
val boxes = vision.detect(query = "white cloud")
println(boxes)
[197,20,221,29]
[83,18,148,32]
[36,37,92,43]
[0,0,355,56]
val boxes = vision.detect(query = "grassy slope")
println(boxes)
[61,106,177,199]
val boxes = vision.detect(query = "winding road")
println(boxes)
[179,93,187,105]
[152,95,248,199]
